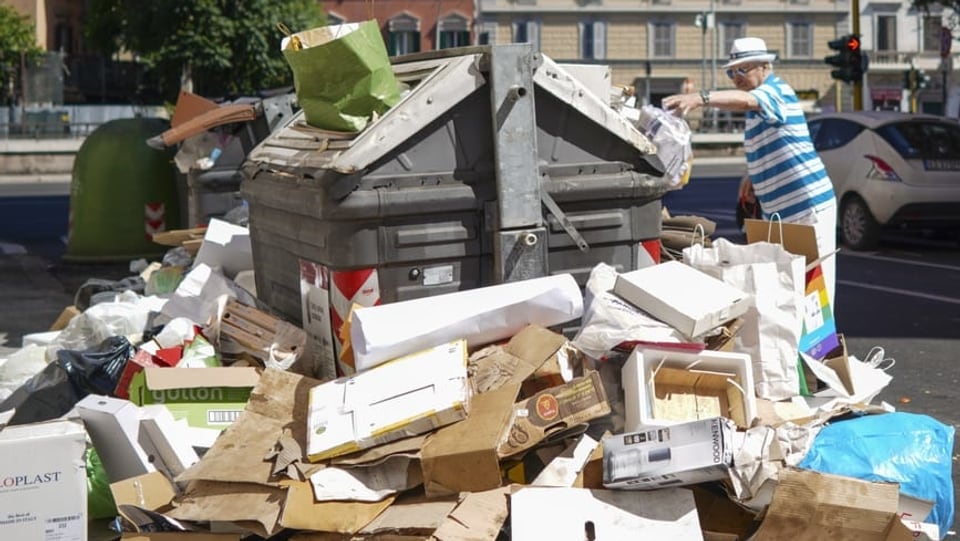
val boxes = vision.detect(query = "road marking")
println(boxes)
[839,280,960,305]
[840,251,960,272]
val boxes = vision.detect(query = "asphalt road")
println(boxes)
[668,169,960,536]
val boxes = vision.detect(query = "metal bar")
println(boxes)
[488,43,548,283]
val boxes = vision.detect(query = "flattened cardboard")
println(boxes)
[307,340,469,462]
[432,486,511,541]
[129,367,261,430]
[121,535,240,540]
[167,480,284,538]
[614,261,751,339]
[421,383,520,497]
[498,371,610,458]
[510,486,704,539]
[110,472,176,514]
[356,494,458,537]
[279,479,394,533]
[177,368,320,486]
[750,468,913,541]
[470,325,569,395]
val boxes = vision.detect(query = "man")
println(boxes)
[662,37,838,307]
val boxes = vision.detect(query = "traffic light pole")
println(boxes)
[852,0,862,111]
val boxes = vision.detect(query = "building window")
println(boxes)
[876,15,897,51]
[788,22,812,58]
[720,22,745,57]
[580,21,607,60]
[326,13,345,26]
[54,22,73,55]
[478,20,497,45]
[439,13,470,49]
[923,16,942,52]
[388,13,421,56]
[651,22,674,58]
[514,19,540,49]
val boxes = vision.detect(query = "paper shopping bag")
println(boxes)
[282,21,402,132]
[683,238,805,400]
[799,264,839,360]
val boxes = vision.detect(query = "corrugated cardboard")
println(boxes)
[121,535,240,540]
[469,325,569,396]
[177,368,320,486]
[110,472,176,515]
[614,261,751,338]
[602,417,736,490]
[432,486,511,541]
[421,383,520,497]
[622,347,756,430]
[166,480,285,538]
[510,486,704,539]
[497,371,610,458]
[750,468,914,541]
[307,340,469,462]
[0,419,87,541]
[278,479,394,533]
[355,493,458,537]
[129,367,261,430]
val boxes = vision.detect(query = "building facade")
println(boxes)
[10,0,959,114]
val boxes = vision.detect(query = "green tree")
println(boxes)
[83,0,324,101]
[0,5,44,105]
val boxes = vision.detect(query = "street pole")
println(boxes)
[852,0,862,111]
[700,14,707,93]
[710,0,718,129]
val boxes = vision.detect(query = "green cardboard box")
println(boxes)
[128,367,260,430]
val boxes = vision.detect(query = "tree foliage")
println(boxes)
[84,0,324,100]
[0,5,44,102]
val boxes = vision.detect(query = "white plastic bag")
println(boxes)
[636,105,693,190]
[683,238,805,400]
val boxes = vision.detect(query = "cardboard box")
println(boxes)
[602,417,736,490]
[614,261,751,338]
[421,383,519,497]
[76,394,156,483]
[622,346,756,430]
[497,370,610,458]
[0,419,87,541]
[128,367,260,430]
[306,340,469,462]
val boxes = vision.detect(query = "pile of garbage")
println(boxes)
[0,215,954,541]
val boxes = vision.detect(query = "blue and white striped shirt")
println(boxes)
[746,74,836,222]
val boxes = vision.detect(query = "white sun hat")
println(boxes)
[723,37,777,68]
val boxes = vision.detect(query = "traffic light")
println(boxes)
[904,67,931,92]
[825,34,867,83]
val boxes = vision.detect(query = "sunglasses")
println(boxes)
[726,64,761,79]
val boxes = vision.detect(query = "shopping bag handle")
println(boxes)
[765,212,785,245]
[690,223,707,248]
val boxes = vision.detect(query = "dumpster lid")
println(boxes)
[246,47,657,175]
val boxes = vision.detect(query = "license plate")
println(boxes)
[923,159,960,171]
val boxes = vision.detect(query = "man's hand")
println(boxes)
[662,93,701,117]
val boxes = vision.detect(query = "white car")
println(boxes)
[807,111,960,250]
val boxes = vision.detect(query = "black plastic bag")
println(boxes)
[57,335,134,397]
[0,336,134,426]
[74,276,146,311]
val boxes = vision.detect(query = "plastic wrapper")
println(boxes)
[636,105,693,190]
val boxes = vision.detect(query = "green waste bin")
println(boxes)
[65,118,181,261]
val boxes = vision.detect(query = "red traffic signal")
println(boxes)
[825,33,866,83]
[846,36,860,51]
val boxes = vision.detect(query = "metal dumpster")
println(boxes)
[241,44,670,377]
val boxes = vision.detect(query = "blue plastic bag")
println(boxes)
[798,412,954,538]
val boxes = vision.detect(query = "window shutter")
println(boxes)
[593,21,606,59]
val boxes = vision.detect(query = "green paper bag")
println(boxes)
[282,20,402,132]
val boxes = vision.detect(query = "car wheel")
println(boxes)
[840,195,881,251]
